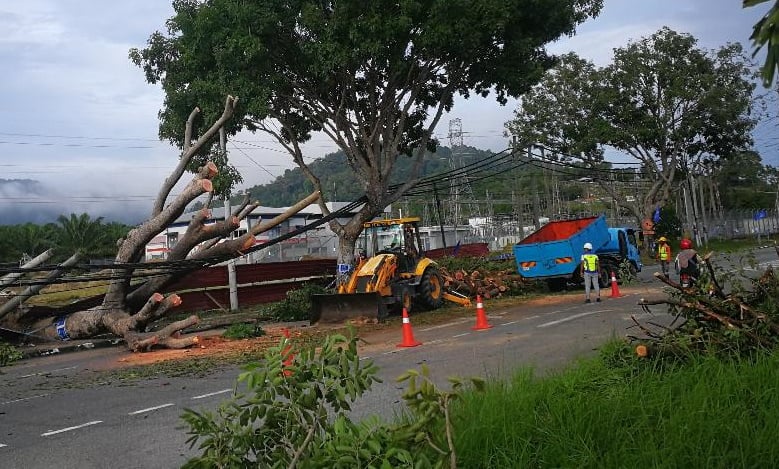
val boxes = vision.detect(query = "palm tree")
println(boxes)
[1,223,56,262]
[54,213,107,258]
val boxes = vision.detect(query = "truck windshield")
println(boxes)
[627,230,639,249]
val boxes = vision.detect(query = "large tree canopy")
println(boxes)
[507,27,756,225]
[130,0,602,266]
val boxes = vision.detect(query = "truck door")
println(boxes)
[618,231,628,257]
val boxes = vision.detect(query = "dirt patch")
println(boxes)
[96,284,667,370]
[115,328,299,367]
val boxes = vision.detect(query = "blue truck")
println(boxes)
[513,215,642,291]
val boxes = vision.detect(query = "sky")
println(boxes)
[0,0,774,225]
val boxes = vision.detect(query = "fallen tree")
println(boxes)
[1,96,321,352]
[631,248,779,357]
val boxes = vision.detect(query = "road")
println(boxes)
[1,246,776,468]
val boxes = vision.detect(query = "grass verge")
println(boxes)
[452,343,779,468]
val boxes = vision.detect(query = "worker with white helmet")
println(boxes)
[581,242,601,303]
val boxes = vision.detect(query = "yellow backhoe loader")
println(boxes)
[311,217,471,324]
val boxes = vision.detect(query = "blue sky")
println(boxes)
[0,0,774,224]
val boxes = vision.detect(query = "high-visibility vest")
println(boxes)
[658,244,671,261]
[582,254,598,273]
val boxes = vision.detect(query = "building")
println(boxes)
[145,202,390,263]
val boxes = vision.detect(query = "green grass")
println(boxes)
[452,344,779,468]
[704,236,775,253]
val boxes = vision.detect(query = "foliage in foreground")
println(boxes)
[634,250,779,358]
[452,343,779,468]
[182,332,483,468]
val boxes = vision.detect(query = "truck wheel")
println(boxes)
[546,278,567,292]
[598,266,611,288]
[418,268,444,310]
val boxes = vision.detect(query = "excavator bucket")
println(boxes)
[310,292,387,325]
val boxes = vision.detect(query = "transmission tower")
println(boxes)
[446,118,480,226]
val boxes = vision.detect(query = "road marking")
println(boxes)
[0,443,7,448]
[192,389,232,400]
[420,318,471,332]
[1,394,48,405]
[20,366,77,379]
[526,315,540,320]
[128,403,175,415]
[42,420,102,437]
[452,332,470,338]
[500,320,519,326]
[425,339,444,345]
[537,309,613,328]
[359,356,372,361]
[382,350,398,355]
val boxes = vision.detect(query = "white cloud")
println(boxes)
[0,0,775,225]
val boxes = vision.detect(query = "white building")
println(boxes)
[145,202,390,263]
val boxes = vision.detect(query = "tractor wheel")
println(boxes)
[400,288,414,314]
[418,268,444,310]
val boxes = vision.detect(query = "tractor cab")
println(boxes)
[359,217,422,273]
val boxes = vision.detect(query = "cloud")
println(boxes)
[0,177,152,225]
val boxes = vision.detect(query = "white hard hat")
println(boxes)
[583,242,593,250]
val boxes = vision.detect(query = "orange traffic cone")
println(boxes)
[282,328,295,376]
[397,308,422,348]
[609,271,622,298]
[472,295,493,330]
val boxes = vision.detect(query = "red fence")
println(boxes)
[426,243,489,259]
[164,259,336,313]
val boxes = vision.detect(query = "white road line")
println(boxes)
[452,332,470,338]
[419,318,471,332]
[128,403,175,415]
[1,394,48,405]
[192,389,232,400]
[500,320,519,326]
[359,356,372,361]
[526,315,540,320]
[0,443,7,448]
[425,339,444,345]
[537,309,613,328]
[42,420,102,437]
[382,350,397,355]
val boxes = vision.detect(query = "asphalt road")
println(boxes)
[1,246,776,468]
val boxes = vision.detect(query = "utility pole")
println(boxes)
[433,183,447,249]
[221,129,239,312]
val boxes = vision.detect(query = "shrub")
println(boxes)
[222,322,265,340]
[258,283,328,322]
[0,340,22,367]
[182,332,483,468]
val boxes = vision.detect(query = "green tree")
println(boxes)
[0,223,55,262]
[507,28,756,227]
[130,0,603,269]
[54,213,108,258]
[745,0,779,87]
[716,151,777,209]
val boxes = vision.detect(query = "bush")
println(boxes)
[222,322,265,340]
[182,332,483,468]
[0,341,22,367]
[257,283,328,322]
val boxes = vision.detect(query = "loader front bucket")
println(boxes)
[310,292,386,325]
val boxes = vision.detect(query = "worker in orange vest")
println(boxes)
[656,236,672,276]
